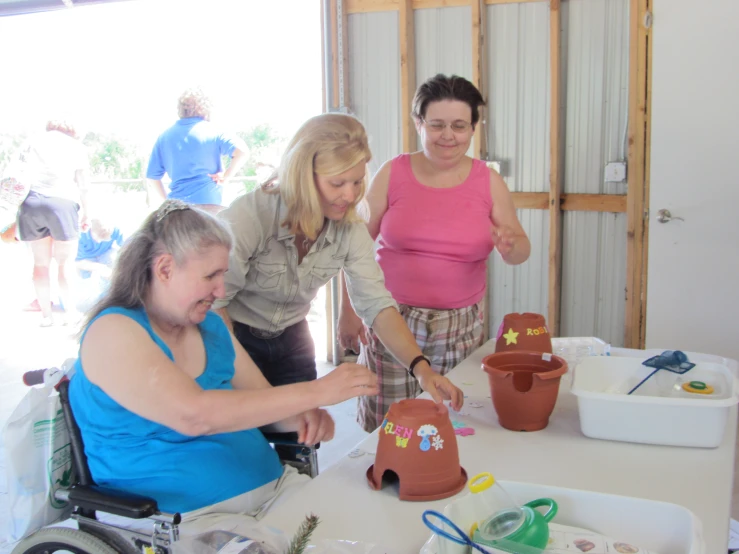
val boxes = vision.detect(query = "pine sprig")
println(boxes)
[286,513,320,554]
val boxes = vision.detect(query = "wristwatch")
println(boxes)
[408,355,431,378]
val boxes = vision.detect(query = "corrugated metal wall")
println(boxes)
[345,0,629,347]
[415,7,473,83]
[414,6,473,153]
[348,11,401,177]
[486,1,551,337]
[559,0,629,345]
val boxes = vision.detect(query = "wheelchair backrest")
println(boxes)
[57,379,94,487]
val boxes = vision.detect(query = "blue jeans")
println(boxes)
[233,319,317,462]
[232,319,317,387]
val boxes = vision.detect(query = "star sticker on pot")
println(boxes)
[502,328,519,345]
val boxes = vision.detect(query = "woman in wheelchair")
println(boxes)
[67,200,378,535]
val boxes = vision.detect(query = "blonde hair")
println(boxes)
[177,87,212,120]
[271,113,372,240]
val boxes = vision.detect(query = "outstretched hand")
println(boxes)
[316,362,378,406]
[416,369,464,412]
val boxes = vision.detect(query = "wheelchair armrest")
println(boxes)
[67,484,175,522]
[262,431,320,450]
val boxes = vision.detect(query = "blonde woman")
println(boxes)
[146,88,249,214]
[214,113,463,420]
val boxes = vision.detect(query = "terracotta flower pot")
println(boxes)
[482,352,568,431]
[367,398,467,501]
[495,313,552,354]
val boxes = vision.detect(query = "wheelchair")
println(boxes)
[11,378,319,554]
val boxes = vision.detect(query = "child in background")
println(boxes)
[75,215,123,309]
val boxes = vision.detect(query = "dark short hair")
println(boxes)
[411,74,485,126]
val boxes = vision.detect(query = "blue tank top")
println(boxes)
[69,307,283,513]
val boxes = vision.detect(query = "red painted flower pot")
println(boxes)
[367,398,467,501]
[482,351,568,431]
[495,313,552,354]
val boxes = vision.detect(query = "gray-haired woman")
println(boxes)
[68,200,377,532]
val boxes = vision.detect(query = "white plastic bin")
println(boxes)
[571,356,739,448]
[421,480,704,554]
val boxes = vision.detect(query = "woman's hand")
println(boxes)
[338,308,368,354]
[208,171,225,184]
[491,223,518,258]
[296,408,335,445]
[316,362,378,406]
[415,365,464,412]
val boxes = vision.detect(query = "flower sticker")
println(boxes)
[417,424,439,452]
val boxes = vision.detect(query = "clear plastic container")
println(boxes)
[467,472,526,541]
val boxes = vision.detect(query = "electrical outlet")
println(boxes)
[604,161,627,183]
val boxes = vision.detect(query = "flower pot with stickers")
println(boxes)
[494,313,552,354]
[366,398,467,501]
[482,351,568,431]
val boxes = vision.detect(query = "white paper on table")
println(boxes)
[539,522,657,554]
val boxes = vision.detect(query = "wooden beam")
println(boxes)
[347,0,546,14]
[624,0,652,349]
[472,0,484,159]
[512,192,549,210]
[511,193,627,213]
[347,0,398,13]
[325,283,334,364]
[484,0,543,4]
[472,0,488,338]
[561,193,627,213]
[321,0,328,112]
[416,0,473,7]
[330,0,340,109]
[399,0,417,152]
[547,0,562,336]
[340,0,350,110]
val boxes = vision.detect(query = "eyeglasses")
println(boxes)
[421,118,473,133]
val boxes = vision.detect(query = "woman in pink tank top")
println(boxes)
[340,74,531,432]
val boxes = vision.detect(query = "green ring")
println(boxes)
[688,381,707,390]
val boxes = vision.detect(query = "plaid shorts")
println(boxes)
[356,301,484,432]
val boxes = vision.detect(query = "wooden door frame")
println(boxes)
[624,0,652,348]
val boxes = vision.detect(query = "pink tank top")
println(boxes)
[376,154,494,309]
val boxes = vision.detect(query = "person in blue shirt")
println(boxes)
[75,216,124,280]
[146,88,249,214]
[69,199,378,528]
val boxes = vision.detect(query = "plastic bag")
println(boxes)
[2,378,74,541]
[181,530,280,554]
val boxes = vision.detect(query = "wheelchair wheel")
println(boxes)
[11,527,120,554]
